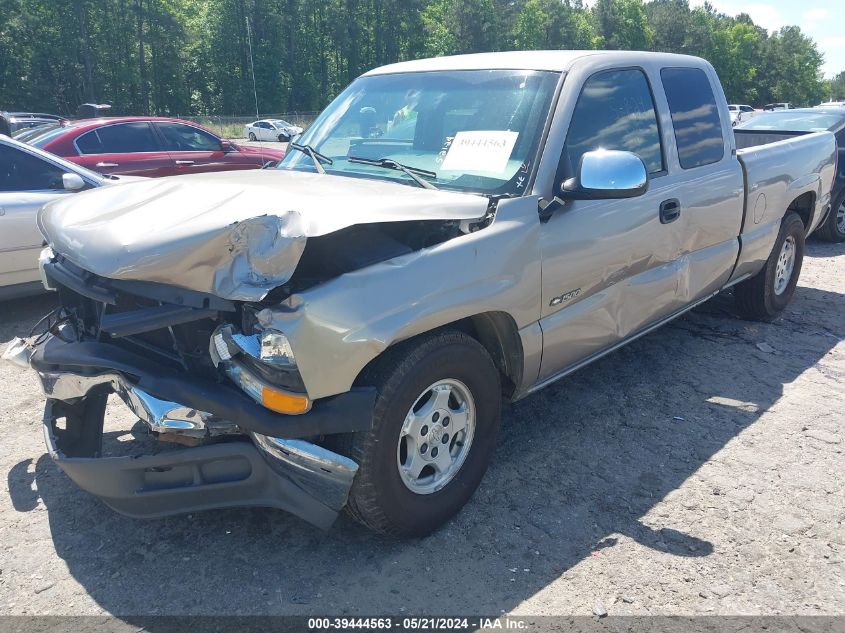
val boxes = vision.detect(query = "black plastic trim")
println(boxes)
[43,401,340,528]
[101,304,219,337]
[44,261,117,304]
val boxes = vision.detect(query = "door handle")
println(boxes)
[175,160,195,165]
[95,162,118,168]
[659,198,681,224]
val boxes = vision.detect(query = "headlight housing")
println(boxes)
[211,325,309,415]
[259,330,297,368]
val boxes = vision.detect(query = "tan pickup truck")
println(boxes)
[4,51,837,536]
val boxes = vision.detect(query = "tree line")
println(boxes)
[0,0,836,117]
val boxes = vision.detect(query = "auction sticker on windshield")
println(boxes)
[440,130,519,173]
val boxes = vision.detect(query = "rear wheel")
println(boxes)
[734,212,805,321]
[248,132,257,141]
[815,191,845,243]
[345,330,501,536]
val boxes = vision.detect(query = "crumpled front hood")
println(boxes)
[39,169,489,301]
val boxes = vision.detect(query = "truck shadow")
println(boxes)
[6,244,844,618]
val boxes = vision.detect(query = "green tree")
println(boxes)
[592,0,653,50]
[828,71,845,100]
[0,0,833,115]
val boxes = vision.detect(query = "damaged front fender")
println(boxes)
[255,196,544,399]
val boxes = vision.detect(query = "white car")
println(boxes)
[0,135,140,299]
[728,104,758,126]
[244,119,303,142]
[815,101,845,108]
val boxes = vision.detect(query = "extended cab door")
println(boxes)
[654,66,743,304]
[537,67,691,382]
[73,121,173,177]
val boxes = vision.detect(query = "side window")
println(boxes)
[661,67,725,169]
[76,122,160,154]
[564,68,664,176]
[0,143,66,191]
[157,122,221,152]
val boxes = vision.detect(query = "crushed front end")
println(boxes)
[3,250,375,528]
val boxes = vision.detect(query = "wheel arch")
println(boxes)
[355,311,525,400]
[786,191,816,234]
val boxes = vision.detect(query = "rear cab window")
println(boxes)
[660,67,725,169]
[562,68,665,177]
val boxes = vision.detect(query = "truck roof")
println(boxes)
[364,50,707,75]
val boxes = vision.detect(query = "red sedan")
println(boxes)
[25,117,285,177]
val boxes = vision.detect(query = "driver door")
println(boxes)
[537,67,684,381]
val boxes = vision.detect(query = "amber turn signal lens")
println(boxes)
[261,386,310,415]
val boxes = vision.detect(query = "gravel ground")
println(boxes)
[0,240,842,618]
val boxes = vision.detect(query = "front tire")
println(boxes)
[734,212,805,321]
[815,191,845,243]
[278,133,290,143]
[345,330,501,537]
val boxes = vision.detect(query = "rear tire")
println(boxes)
[734,212,805,321]
[248,132,256,141]
[344,330,501,537]
[815,191,845,243]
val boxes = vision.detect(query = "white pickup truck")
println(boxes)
[4,51,837,536]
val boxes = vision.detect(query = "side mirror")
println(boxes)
[62,172,86,191]
[560,150,648,200]
[220,139,235,152]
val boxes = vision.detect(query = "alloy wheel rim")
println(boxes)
[773,235,796,296]
[836,200,845,234]
[396,378,476,495]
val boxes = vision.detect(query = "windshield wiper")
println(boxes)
[347,156,438,190]
[289,142,333,174]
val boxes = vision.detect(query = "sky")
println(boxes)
[689,0,845,78]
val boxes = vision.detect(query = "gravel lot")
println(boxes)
[0,240,842,618]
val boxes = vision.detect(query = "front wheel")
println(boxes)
[734,212,805,321]
[278,133,290,143]
[815,191,845,243]
[344,330,501,536]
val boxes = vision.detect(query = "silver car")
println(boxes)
[0,135,139,299]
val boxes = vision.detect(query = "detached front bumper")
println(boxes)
[4,334,374,529]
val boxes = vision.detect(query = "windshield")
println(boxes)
[14,123,60,142]
[28,125,74,148]
[278,69,560,195]
[736,111,844,132]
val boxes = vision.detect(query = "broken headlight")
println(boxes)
[259,330,297,368]
[211,324,308,413]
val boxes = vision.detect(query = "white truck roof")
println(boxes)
[364,50,706,75]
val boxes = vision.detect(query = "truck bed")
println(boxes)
[733,128,810,150]
[729,130,837,280]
